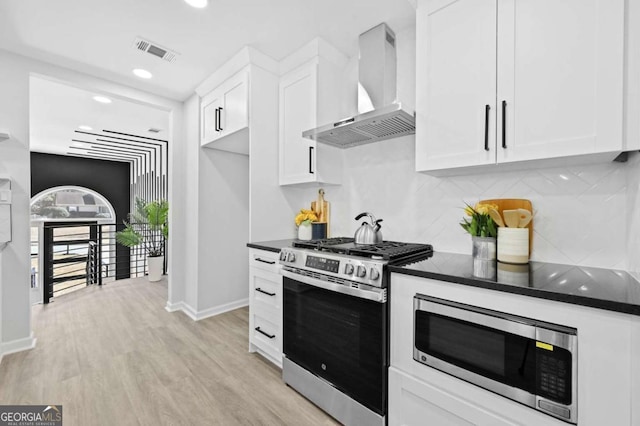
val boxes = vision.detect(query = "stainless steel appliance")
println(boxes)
[280,238,432,426]
[302,23,415,148]
[414,294,578,424]
[353,212,383,244]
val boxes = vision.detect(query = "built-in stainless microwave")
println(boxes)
[414,294,577,424]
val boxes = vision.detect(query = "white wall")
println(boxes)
[0,51,33,350]
[0,49,183,355]
[198,149,249,312]
[180,94,200,311]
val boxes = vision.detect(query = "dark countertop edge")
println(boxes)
[247,239,296,253]
[246,243,281,253]
[388,266,640,317]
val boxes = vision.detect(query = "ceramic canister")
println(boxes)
[497,227,529,264]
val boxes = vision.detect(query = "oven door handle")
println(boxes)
[282,270,386,303]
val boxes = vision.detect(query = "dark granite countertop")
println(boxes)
[389,252,640,316]
[247,239,296,253]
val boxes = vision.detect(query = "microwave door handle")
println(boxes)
[415,298,536,340]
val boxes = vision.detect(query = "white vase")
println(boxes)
[148,256,164,282]
[497,228,529,264]
[298,223,312,240]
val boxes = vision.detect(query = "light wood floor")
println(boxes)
[0,278,338,426]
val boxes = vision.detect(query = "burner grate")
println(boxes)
[292,237,354,250]
[347,242,433,260]
[292,237,433,261]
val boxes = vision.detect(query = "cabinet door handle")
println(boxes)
[214,107,220,132]
[218,107,224,131]
[308,146,315,174]
[255,287,276,296]
[255,258,275,265]
[255,327,275,339]
[501,100,507,149]
[484,104,490,152]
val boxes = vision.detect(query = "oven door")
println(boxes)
[283,273,387,415]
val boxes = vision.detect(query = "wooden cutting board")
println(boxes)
[480,198,533,252]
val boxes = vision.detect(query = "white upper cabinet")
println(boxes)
[416,0,627,173]
[416,0,498,171]
[200,69,249,154]
[278,39,347,186]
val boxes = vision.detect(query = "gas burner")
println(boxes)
[292,237,433,261]
[347,241,433,260]
[292,237,354,250]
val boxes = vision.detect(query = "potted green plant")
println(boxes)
[460,202,498,263]
[116,198,168,282]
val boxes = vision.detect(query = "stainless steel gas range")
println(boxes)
[279,237,432,426]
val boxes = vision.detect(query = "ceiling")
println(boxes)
[0,0,416,101]
[30,76,170,162]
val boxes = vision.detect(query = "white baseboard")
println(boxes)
[165,299,248,321]
[1,332,37,361]
[193,298,248,321]
[165,301,185,312]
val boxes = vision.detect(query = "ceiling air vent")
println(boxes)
[132,37,179,63]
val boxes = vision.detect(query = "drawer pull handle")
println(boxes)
[255,287,276,297]
[255,258,276,265]
[255,327,275,339]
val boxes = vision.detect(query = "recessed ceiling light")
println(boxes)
[133,68,153,79]
[93,95,112,104]
[184,0,208,8]
[78,125,93,131]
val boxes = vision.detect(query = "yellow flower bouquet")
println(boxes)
[295,209,318,227]
[460,202,499,238]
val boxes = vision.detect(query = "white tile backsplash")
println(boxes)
[338,135,630,269]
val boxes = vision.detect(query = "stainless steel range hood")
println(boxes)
[302,23,415,148]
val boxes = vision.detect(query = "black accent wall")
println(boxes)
[31,152,131,279]
[31,152,130,222]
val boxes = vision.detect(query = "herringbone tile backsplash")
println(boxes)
[330,135,630,270]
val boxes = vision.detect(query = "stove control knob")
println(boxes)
[279,252,287,261]
[344,264,355,275]
[370,268,380,281]
[356,265,367,278]
[287,252,296,262]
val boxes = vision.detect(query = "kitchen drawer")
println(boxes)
[248,248,281,273]
[250,313,282,365]
[250,267,281,313]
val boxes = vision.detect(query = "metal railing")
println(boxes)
[39,222,165,303]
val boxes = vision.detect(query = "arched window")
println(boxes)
[30,186,116,223]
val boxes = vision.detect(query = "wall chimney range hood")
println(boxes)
[302,23,415,148]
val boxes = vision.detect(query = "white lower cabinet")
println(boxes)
[389,272,637,425]
[248,249,283,367]
[389,366,515,426]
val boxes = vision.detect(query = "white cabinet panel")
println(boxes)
[416,0,497,171]
[248,249,282,367]
[201,69,249,154]
[416,0,626,173]
[389,367,515,426]
[497,0,624,163]
[278,41,345,186]
[280,63,316,183]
